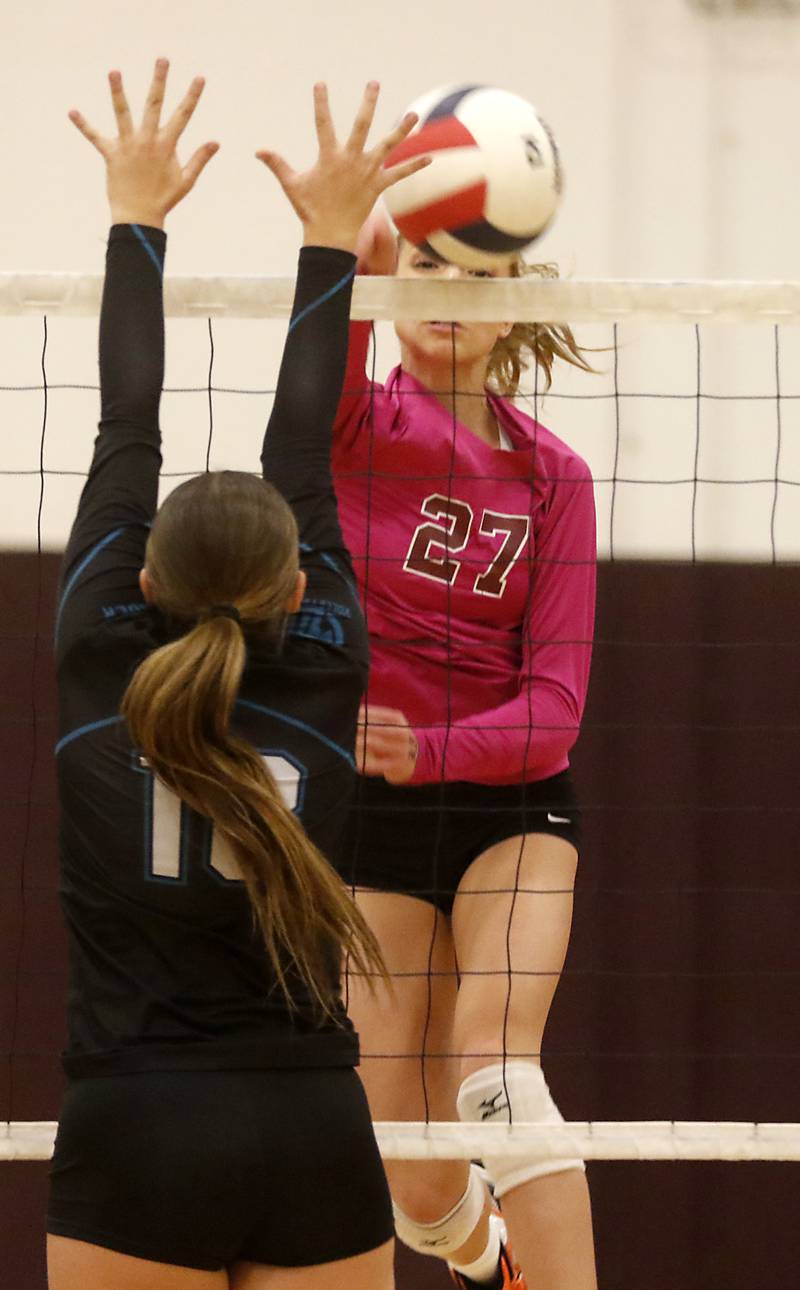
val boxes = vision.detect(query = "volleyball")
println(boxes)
[383,84,563,269]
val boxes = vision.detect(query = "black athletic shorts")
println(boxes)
[47,1067,393,1271]
[339,770,581,915]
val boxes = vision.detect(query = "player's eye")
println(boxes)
[468,268,495,279]
[412,256,440,271]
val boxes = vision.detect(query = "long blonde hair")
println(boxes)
[487,260,597,395]
[121,471,387,1020]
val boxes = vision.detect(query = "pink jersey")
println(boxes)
[332,322,596,786]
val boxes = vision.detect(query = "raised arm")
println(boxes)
[257,83,428,553]
[333,206,399,434]
[56,60,217,656]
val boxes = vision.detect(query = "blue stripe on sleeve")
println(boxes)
[287,266,356,334]
[55,715,123,757]
[131,224,164,279]
[55,526,129,644]
[319,550,357,588]
[236,699,355,768]
[299,542,360,610]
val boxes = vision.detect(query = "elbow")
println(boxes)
[528,680,585,760]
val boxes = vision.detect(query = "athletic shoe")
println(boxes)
[448,1238,527,1288]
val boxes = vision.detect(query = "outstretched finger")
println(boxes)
[141,57,169,135]
[255,149,298,195]
[68,109,108,157]
[312,82,336,154]
[379,152,432,192]
[345,80,379,154]
[163,75,206,146]
[108,70,133,138]
[371,110,419,163]
[180,140,220,194]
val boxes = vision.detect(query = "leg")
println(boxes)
[47,1235,229,1290]
[452,834,597,1290]
[346,889,492,1265]
[229,1239,394,1290]
[346,889,467,1216]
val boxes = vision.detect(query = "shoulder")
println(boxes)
[498,399,593,484]
[58,603,160,669]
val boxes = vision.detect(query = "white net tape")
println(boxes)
[5,1121,800,1164]
[2,273,800,323]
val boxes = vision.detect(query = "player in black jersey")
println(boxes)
[46,61,428,1290]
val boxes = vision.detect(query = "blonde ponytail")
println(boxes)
[122,471,388,1020]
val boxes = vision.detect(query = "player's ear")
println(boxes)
[285,569,307,615]
[139,568,155,603]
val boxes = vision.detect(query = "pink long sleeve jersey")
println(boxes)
[332,322,597,787]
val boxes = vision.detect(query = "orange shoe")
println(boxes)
[448,1238,526,1288]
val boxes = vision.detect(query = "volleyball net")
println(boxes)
[2,271,799,1166]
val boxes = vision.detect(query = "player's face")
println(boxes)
[394,242,514,375]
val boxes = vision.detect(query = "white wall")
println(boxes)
[1,0,619,277]
[1,0,799,557]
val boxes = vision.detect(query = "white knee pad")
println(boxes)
[393,1164,485,1258]
[457,1061,585,1198]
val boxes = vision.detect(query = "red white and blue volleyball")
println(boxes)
[383,84,563,269]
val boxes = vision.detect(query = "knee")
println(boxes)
[456,1059,585,1198]
[392,1163,484,1258]
[453,996,546,1071]
[388,1158,470,1224]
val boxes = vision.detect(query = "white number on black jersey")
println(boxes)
[143,754,303,883]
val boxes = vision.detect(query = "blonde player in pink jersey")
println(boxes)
[331,208,598,1290]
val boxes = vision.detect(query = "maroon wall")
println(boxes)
[2,553,799,1290]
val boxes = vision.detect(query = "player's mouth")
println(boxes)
[428,321,463,332]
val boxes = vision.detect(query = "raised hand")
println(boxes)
[69,58,219,228]
[257,81,429,253]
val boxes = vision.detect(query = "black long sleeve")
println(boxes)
[261,246,356,556]
[56,224,166,660]
[99,224,165,434]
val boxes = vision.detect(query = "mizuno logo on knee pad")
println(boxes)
[458,1063,586,1200]
[478,1091,510,1120]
